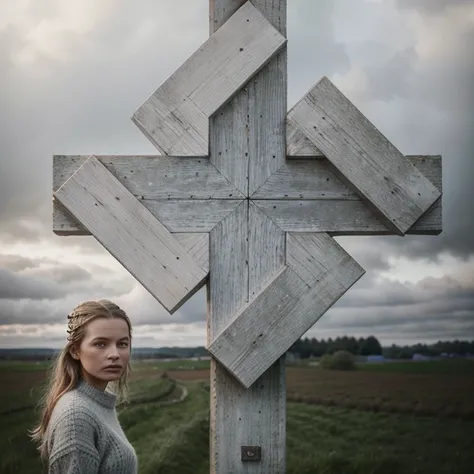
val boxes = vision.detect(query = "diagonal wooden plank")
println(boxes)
[287,76,442,235]
[54,156,208,314]
[132,1,286,156]
[207,233,365,388]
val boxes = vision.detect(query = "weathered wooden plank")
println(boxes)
[208,233,365,388]
[286,119,323,157]
[287,76,442,235]
[174,233,209,272]
[54,156,208,313]
[133,1,286,156]
[53,155,245,199]
[248,201,286,298]
[209,5,287,196]
[53,199,243,235]
[209,1,287,472]
[252,155,442,234]
[209,93,250,195]
[252,155,440,200]
[254,198,441,235]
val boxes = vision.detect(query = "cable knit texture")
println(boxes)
[46,379,137,474]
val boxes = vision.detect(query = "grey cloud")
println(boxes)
[0,254,55,272]
[287,0,350,107]
[396,0,473,14]
[313,270,474,342]
[332,1,474,261]
[24,264,92,284]
[0,268,64,300]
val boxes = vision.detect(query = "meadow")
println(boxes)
[1,358,474,474]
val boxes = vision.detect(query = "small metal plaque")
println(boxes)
[241,446,261,462]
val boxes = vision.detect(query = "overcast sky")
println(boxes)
[1,0,473,349]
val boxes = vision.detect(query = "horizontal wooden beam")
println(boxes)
[207,233,365,388]
[132,1,287,155]
[253,155,442,235]
[54,156,208,314]
[54,198,243,235]
[53,155,244,235]
[288,77,442,235]
[53,155,245,200]
[254,198,441,235]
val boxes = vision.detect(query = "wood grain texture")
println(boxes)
[210,0,287,197]
[53,199,243,235]
[53,155,245,199]
[254,198,441,235]
[287,76,442,235]
[208,1,287,472]
[174,233,209,272]
[54,156,208,314]
[286,119,323,156]
[253,155,441,200]
[248,201,286,298]
[208,233,365,388]
[132,1,286,156]
[252,155,442,235]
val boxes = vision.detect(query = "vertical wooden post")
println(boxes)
[208,1,287,472]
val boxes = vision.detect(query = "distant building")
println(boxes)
[367,355,385,363]
[412,353,432,361]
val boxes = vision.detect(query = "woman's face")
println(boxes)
[73,317,131,391]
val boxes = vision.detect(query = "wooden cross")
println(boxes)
[52,1,442,472]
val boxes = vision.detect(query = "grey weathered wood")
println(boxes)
[174,233,209,272]
[209,5,287,196]
[286,119,323,156]
[248,201,286,297]
[54,156,208,313]
[253,155,440,199]
[287,76,442,235]
[209,1,287,472]
[254,198,441,235]
[53,155,245,199]
[253,155,442,235]
[208,233,365,388]
[132,1,286,156]
[53,199,243,235]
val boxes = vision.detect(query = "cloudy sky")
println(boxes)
[1,0,473,349]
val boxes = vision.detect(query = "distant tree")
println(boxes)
[320,350,356,371]
[359,335,383,356]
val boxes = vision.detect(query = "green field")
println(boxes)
[1,359,474,473]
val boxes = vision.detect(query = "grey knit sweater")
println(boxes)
[46,379,137,474]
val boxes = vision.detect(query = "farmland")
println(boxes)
[1,358,474,473]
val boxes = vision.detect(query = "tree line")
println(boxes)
[288,336,474,359]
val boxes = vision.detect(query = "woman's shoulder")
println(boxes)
[50,387,100,431]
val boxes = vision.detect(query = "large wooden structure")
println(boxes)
[52,1,442,472]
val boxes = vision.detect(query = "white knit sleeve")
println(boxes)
[48,409,101,474]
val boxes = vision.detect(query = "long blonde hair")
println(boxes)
[29,299,133,459]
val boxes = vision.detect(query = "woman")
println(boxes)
[29,300,138,474]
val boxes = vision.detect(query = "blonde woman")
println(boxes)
[29,300,138,474]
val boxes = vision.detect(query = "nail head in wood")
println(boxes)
[241,446,261,462]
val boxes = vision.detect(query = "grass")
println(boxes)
[358,358,474,375]
[1,359,474,473]
[286,403,474,474]
[131,359,211,371]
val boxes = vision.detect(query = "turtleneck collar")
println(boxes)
[77,379,117,409]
